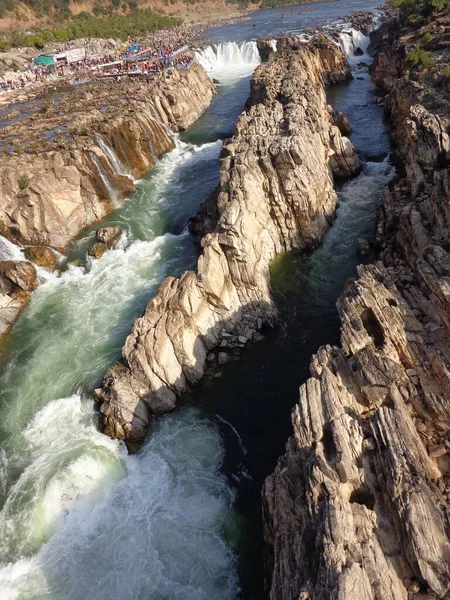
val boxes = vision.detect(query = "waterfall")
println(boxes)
[270,39,278,51]
[0,236,25,262]
[96,137,132,181]
[90,152,120,205]
[195,41,261,81]
[338,28,371,58]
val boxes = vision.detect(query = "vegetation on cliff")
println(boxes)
[4,9,182,49]
[390,0,450,23]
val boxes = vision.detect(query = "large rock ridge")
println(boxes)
[263,21,450,600]
[95,36,361,443]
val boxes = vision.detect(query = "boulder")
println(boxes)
[257,38,276,63]
[88,242,108,260]
[24,246,58,269]
[356,236,370,255]
[332,108,352,135]
[0,260,37,292]
[96,225,122,247]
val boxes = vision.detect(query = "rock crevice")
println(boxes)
[263,21,450,600]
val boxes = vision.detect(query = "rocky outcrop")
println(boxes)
[0,63,215,250]
[257,38,276,63]
[24,246,58,268]
[263,20,450,600]
[89,225,122,259]
[95,36,360,443]
[0,259,38,335]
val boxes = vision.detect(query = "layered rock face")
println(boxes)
[0,63,215,250]
[263,22,450,600]
[95,36,360,442]
[0,63,215,337]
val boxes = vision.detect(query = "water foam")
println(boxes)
[0,408,238,600]
[0,133,233,599]
[195,41,261,81]
[338,27,371,61]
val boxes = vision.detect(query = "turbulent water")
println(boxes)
[195,41,261,80]
[0,2,393,599]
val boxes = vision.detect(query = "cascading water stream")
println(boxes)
[90,152,120,205]
[338,27,371,61]
[0,236,27,262]
[95,136,131,179]
[195,41,261,81]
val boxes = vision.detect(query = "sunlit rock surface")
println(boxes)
[96,37,360,442]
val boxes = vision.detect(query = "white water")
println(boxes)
[0,236,25,262]
[0,405,237,600]
[96,136,130,178]
[338,28,371,61]
[195,41,261,81]
[0,236,57,284]
[90,152,120,205]
[0,136,234,599]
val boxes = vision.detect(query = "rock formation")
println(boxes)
[263,20,450,600]
[0,63,215,338]
[0,63,215,250]
[95,36,360,442]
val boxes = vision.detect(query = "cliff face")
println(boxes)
[0,63,215,338]
[95,36,360,443]
[263,23,450,600]
[0,63,215,250]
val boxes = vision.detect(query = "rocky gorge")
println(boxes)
[94,35,362,443]
[263,15,450,600]
[5,3,445,598]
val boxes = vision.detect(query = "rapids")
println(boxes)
[0,2,392,598]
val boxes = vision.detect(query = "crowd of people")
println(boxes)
[0,14,242,96]
[0,22,208,95]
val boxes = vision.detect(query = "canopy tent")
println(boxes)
[34,54,55,66]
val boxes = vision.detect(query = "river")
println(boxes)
[0,1,391,598]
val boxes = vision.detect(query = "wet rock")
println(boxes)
[96,225,122,247]
[0,260,37,292]
[24,246,58,269]
[356,236,370,256]
[354,46,364,56]
[218,352,229,365]
[88,242,108,260]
